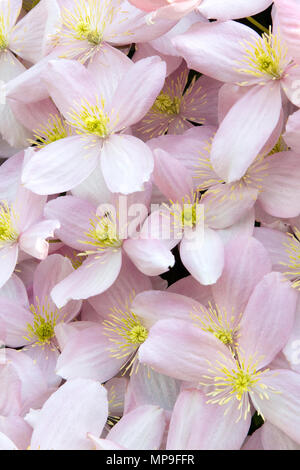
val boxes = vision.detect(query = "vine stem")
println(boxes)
[246,16,269,34]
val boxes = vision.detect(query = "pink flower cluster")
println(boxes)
[0,0,300,450]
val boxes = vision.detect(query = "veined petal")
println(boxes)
[21,136,100,195]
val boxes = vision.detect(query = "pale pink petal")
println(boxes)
[111,56,166,131]
[107,405,166,450]
[21,136,100,195]
[88,254,152,319]
[133,43,182,76]
[0,0,22,30]
[0,244,19,288]
[212,236,272,317]
[87,46,132,109]
[153,148,193,201]
[131,290,201,327]
[261,421,300,450]
[138,318,232,382]
[172,21,258,82]
[128,365,180,412]
[71,162,112,207]
[56,324,124,382]
[168,275,213,305]
[10,0,60,63]
[258,151,300,218]
[33,254,82,323]
[19,219,60,260]
[203,184,258,229]
[198,0,272,20]
[0,151,24,202]
[6,349,48,415]
[44,195,96,251]
[0,432,18,450]
[275,0,300,64]
[253,227,290,272]
[30,378,108,450]
[51,251,122,308]
[14,185,47,232]
[239,273,298,369]
[284,109,300,153]
[167,389,250,450]
[23,345,61,389]
[0,299,33,347]
[43,59,98,117]
[123,238,175,276]
[0,365,21,417]
[211,83,282,183]
[101,134,153,194]
[180,227,224,285]
[250,369,300,444]
[0,416,32,450]
[0,273,29,306]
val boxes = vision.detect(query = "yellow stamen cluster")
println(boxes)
[191,302,240,348]
[241,154,269,192]
[0,202,18,248]
[282,228,300,289]
[24,299,59,346]
[201,354,272,421]
[103,302,148,374]
[237,31,288,82]
[152,92,181,115]
[55,0,127,62]
[68,97,112,139]
[29,115,72,149]
[167,194,204,234]
[268,135,288,156]
[79,212,122,256]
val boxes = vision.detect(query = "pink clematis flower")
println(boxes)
[138,236,300,444]
[21,55,166,195]
[44,192,174,307]
[54,261,198,383]
[139,129,257,284]
[0,254,82,386]
[0,0,61,147]
[132,62,220,140]
[172,19,300,182]
[0,184,60,288]
[51,0,177,63]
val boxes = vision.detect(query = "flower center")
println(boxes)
[181,204,198,228]
[152,93,181,115]
[68,98,111,138]
[30,115,72,149]
[103,305,149,374]
[24,301,59,346]
[0,202,18,247]
[191,302,239,348]
[76,20,103,45]
[237,31,288,82]
[79,212,122,255]
[128,324,148,344]
[200,354,272,421]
